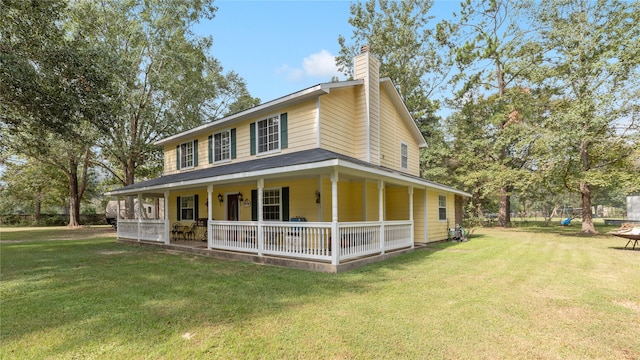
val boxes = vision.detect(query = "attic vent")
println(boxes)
[361,44,371,54]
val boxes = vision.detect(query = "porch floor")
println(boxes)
[116,238,417,273]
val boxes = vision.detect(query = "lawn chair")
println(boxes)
[171,222,184,241]
[184,222,198,241]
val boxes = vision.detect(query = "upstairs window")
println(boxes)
[250,113,288,155]
[438,195,447,221]
[400,143,408,170]
[176,140,197,170]
[213,130,230,162]
[209,129,236,163]
[258,115,280,154]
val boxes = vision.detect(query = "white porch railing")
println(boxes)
[337,221,413,261]
[117,219,166,242]
[117,219,412,264]
[209,221,259,252]
[262,222,332,261]
[208,221,333,261]
[384,221,414,252]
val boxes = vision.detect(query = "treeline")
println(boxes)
[1,0,639,233]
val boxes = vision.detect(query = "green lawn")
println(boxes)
[1,225,639,359]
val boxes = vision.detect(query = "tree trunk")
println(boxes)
[124,158,136,219]
[498,186,511,227]
[34,191,42,224]
[579,139,597,234]
[580,181,597,233]
[66,157,81,227]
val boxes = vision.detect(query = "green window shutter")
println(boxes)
[250,123,256,155]
[176,196,181,221]
[251,189,258,221]
[280,113,288,149]
[282,186,289,221]
[194,195,199,220]
[231,128,237,159]
[193,140,198,167]
[208,135,213,164]
[176,145,181,170]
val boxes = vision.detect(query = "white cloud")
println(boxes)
[276,64,304,81]
[277,49,342,82]
[302,49,340,77]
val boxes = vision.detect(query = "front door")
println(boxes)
[227,194,239,221]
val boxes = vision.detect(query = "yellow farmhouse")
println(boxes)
[106,47,470,272]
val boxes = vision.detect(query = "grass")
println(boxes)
[1,224,639,359]
[0,225,116,242]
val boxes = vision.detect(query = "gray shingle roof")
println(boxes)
[105,148,470,197]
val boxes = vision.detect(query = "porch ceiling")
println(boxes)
[105,148,471,197]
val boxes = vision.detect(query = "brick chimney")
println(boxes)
[353,44,380,164]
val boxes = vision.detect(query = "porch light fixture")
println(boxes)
[238,192,243,202]
[217,193,223,205]
[315,190,321,204]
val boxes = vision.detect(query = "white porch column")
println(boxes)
[409,186,414,249]
[257,178,264,256]
[331,170,339,265]
[207,185,213,249]
[164,191,170,244]
[116,197,121,238]
[378,180,385,254]
[137,193,142,242]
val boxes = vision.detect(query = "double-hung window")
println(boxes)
[177,140,196,169]
[257,115,280,154]
[250,113,287,156]
[400,143,408,170]
[262,189,281,220]
[213,130,230,162]
[180,196,195,221]
[438,195,447,221]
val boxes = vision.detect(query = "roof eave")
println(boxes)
[380,78,427,148]
[154,80,364,146]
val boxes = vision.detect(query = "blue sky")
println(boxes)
[195,0,459,104]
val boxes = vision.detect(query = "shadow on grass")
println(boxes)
[0,237,454,354]
[609,246,640,251]
[498,222,623,239]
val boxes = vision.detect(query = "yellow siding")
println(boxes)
[365,181,380,221]
[386,187,410,220]
[318,177,383,222]
[162,99,319,175]
[426,190,453,242]
[319,87,357,157]
[413,188,426,244]
[379,90,420,176]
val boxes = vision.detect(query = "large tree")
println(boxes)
[1,0,114,226]
[0,0,116,140]
[438,0,542,226]
[532,0,640,233]
[1,119,97,227]
[336,0,451,181]
[70,0,259,187]
[0,157,68,223]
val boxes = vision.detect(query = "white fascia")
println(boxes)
[155,80,363,147]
